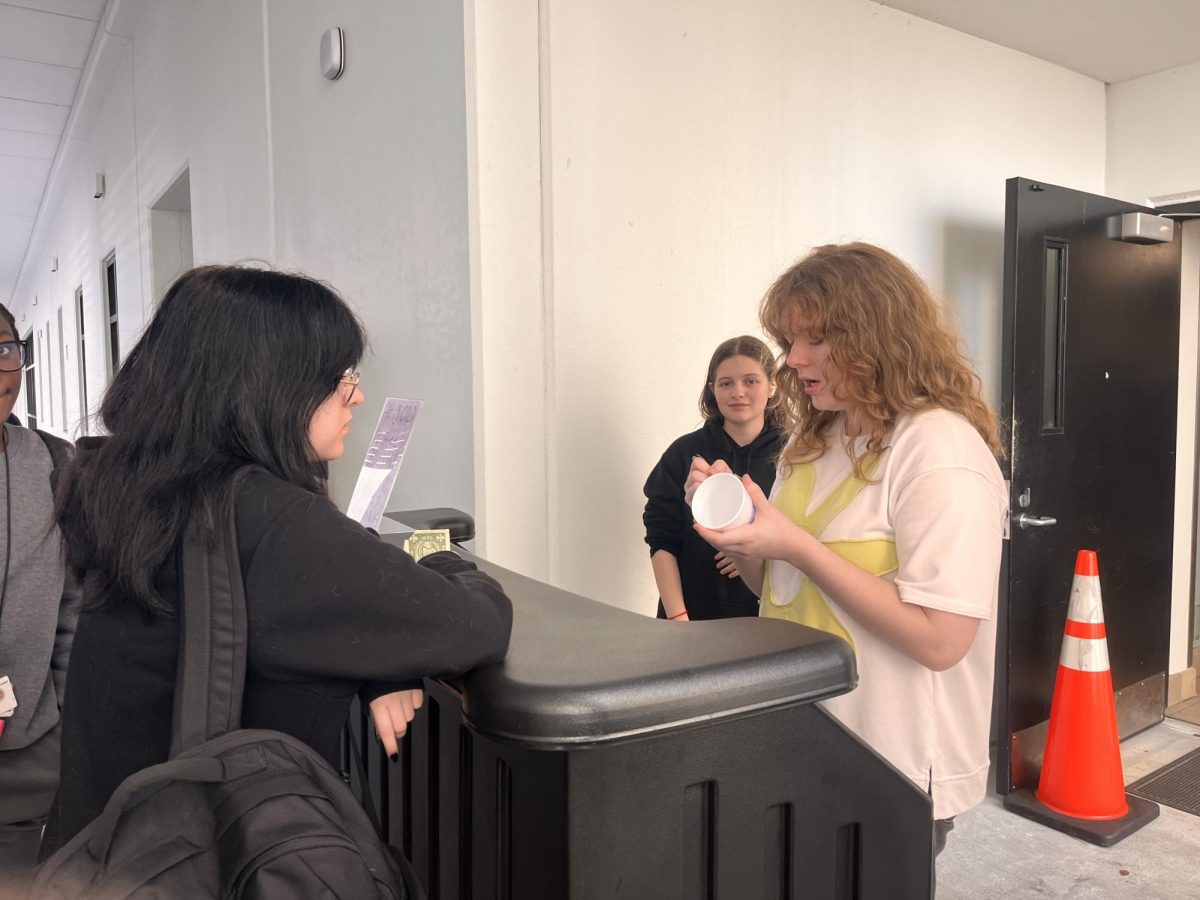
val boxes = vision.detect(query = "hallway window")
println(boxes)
[75,286,88,434]
[24,329,37,429]
[103,252,119,377]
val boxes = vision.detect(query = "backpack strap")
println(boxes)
[24,426,74,493]
[169,468,253,756]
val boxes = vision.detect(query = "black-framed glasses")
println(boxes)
[338,371,361,406]
[0,340,29,373]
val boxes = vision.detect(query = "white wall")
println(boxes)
[9,0,1184,673]
[10,0,475,517]
[266,0,475,514]
[11,0,274,433]
[470,0,1107,612]
[11,31,140,435]
[1107,60,1200,205]
[1107,64,1200,678]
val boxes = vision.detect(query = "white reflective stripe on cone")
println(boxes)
[1059,634,1110,672]
[1067,576,1105,624]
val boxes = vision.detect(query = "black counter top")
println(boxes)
[381,533,855,748]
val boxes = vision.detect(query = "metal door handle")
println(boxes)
[1015,513,1057,529]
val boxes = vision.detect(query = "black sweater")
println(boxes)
[642,420,783,620]
[42,468,512,853]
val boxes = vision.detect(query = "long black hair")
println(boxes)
[58,265,365,613]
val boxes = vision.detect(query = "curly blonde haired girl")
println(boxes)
[685,243,1008,854]
[760,242,1002,476]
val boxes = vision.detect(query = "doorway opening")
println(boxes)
[1155,196,1200,722]
[149,169,194,306]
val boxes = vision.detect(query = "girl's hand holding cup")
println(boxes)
[695,474,802,564]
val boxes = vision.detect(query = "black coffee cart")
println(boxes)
[349,524,933,899]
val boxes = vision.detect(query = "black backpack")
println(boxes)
[31,470,424,899]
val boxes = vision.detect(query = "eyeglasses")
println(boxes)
[338,371,361,406]
[0,340,29,373]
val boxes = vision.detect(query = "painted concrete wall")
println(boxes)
[10,0,475,517]
[469,0,1108,614]
[265,0,475,514]
[1107,60,1200,205]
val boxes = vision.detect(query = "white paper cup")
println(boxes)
[691,472,755,530]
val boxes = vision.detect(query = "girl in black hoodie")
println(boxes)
[642,336,783,621]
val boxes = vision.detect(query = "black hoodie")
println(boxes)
[642,419,783,620]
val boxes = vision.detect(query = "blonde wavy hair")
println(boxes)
[760,242,1002,477]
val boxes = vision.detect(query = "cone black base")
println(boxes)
[1003,786,1160,847]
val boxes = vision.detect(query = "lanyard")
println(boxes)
[1,436,10,621]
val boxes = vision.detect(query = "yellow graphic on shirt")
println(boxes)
[760,453,897,650]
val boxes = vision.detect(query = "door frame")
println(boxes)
[1155,201,1200,701]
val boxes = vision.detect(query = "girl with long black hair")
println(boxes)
[41,265,513,852]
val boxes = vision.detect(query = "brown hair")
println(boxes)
[699,335,783,429]
[759,243,1002,477]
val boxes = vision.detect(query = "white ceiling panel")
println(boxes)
[0,3,98,68]
[0,153,51,180]
[2,0,107,19]
[0,217,33,308]
[877,0,1200,84]
[0,173,46,217]
[0,96,69,135]
[0,57,82,106]
[0,128,59,159]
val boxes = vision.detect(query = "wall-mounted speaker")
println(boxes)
[320,28,345,80]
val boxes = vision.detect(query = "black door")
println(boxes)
[998,177,1182,793]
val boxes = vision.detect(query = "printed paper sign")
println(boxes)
[346,398,423,530]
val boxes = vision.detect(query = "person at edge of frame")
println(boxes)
[0,302,82,895]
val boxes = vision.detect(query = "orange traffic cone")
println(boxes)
[1003,550,1158,846]
[1035,549,1127,819]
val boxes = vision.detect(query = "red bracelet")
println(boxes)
[667,610,688,620]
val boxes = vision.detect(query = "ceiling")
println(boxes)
[4,1,1200,306]
[1,0,106,307]
[877,0,1200,84]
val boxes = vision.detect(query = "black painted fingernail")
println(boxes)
[389,752,398,763]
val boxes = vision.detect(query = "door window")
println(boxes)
[1041,241,1068,432]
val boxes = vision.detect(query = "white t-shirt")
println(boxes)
[763,408,1008,818]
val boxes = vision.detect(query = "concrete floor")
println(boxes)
[938,717,1200,898]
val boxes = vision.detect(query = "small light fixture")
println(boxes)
[51,256,59,272]
[320,28,345,80]
[94,173,105,199]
